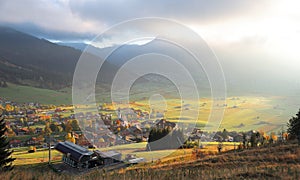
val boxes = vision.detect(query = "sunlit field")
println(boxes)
[98,95,298,132]
[12,148,62,166]
[12,142,237,166]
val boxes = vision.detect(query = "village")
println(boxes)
[1,98,255,148]
[0,97,287,172]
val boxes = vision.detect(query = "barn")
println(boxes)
[55,141,95,169]
[55,141,122,169]
[94,150,122,166]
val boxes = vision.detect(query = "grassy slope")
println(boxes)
[115,96,295,132]
[2,143,300,179]
[119,143,300,179]
[13,149,62,165]
[0,83,71,105]
[97,142,235,161]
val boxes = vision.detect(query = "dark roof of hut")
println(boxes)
[94,150,121,158]
[55,141,94,162]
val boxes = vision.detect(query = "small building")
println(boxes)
[9,139,23,148]
[55,141,95,169]
[16,128,29,136]
[155,119,176,129]
[55,142,123,169]
[35,127,43,134]
[94,150,121,166]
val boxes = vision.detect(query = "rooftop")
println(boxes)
[55,141,94,162]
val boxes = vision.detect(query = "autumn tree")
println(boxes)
[71,120,80,131]
[0,110,15,171]
[65,133,76,144]
[6,127,16,137]
[287,109,300,144]
[269,132,278,143]
[65,121,73,133]
[50,123,59,133]
[259,130,267,145]
[44,122,52,135]
[28,127,35,135]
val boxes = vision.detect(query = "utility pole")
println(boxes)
[48,133,51,165]
[48,117,52,165]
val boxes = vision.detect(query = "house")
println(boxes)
[26,137,42,146]
[155,119,176,129]
[94,150,121,166]
[128,125,143,136]
[55,141,95,169]
[156,112,164,118]
[115,118,129,128]
[77,134,93,147]
[120,125,143,141]
[9,139,23,148]
[35,128,43,134]
[141,121,154,128]
[130,120,140,125]
[188,134,202,142]
[55,142,122,169]
[16,127,29,135]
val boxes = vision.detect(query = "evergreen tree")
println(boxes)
[250,132,258,147]
[0,111,16,171]
[287,109,300,143]
[242,133,247,149]
[147,127,173,150]
[221,129,228,141]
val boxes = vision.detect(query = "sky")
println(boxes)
[0,0,300,93]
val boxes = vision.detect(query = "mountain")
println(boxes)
[58,42,88,51]
[61,40,211,94]
[61,39,300,97]
[0,26,111,89]
[0,26,79,89]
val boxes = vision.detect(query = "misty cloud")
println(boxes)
[68,0,268,25]
[0,0,270,40]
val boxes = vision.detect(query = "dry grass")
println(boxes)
[2,143,300,179]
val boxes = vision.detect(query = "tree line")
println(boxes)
[146,127,184,151]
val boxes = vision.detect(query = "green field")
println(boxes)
[12,148,62,165]
[107,95,298,132]
[0,83,71,104]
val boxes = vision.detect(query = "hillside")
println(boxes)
[0,26,100,89]
[124,143,300,179]
[1,143,299,179]
[0,83,71,105]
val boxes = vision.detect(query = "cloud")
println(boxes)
[0,0,103,36]
[68,0,269,25]
[0,0,271,40]
[0,22,95,41]
[0,0,299,66]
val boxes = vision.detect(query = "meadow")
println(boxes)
[3,143,300,179]
[0,83,71,105]
[10,141,237,167]
[12,148,62,165]
[108,95,296,132]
